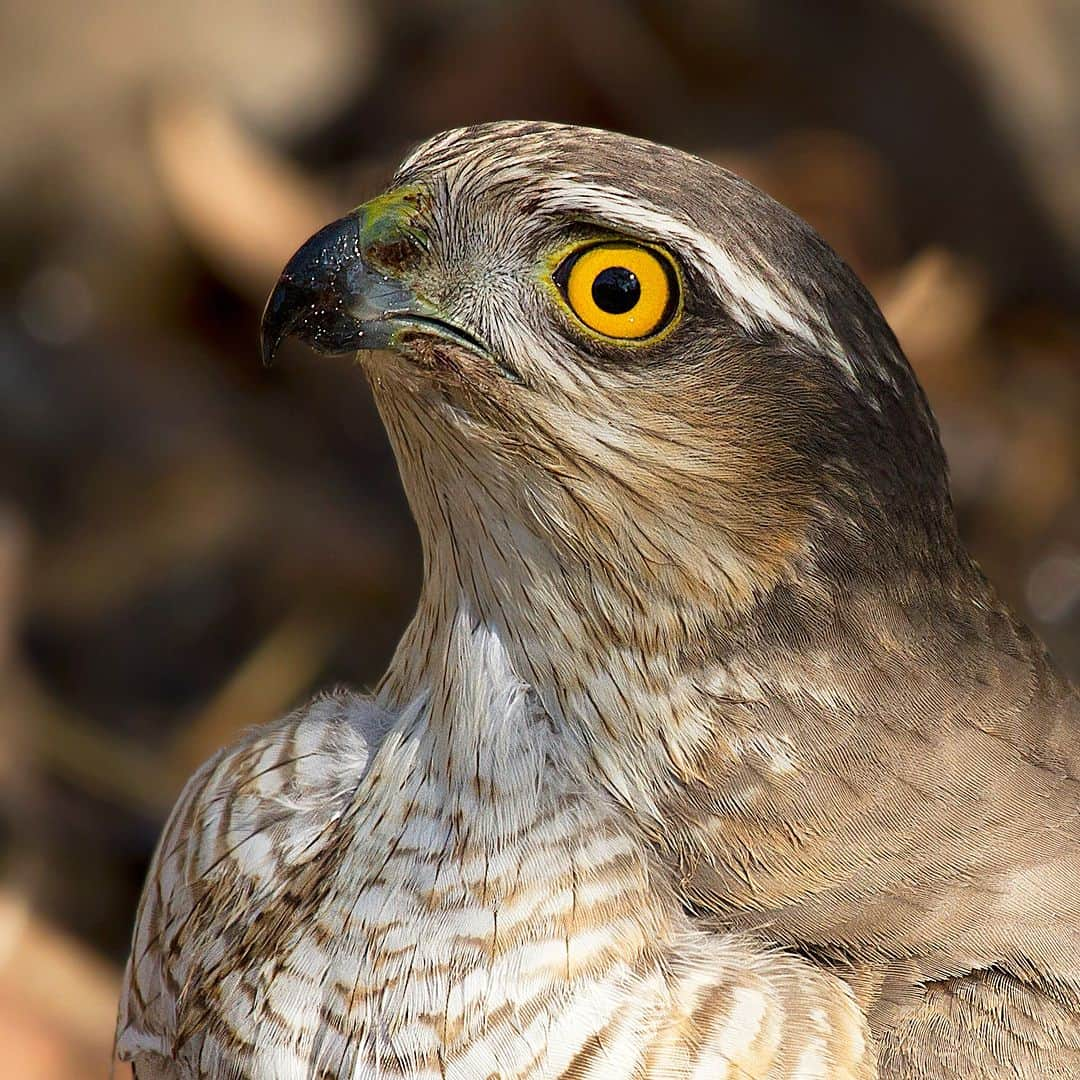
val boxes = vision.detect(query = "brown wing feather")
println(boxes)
[647,577,1080,1077]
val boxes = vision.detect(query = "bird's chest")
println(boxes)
[227,762,665,1080]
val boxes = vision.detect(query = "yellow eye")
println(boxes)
[554,243,679,340]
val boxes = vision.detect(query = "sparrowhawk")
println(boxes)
[117,121,1080,1079]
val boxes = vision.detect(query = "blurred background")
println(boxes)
[0,0,1077,1074]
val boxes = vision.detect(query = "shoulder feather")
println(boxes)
[116,690,389,1073]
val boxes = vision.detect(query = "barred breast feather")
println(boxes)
[118,617,874,1079]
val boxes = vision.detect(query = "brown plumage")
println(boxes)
[119,121,1080,1078]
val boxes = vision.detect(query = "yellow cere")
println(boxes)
[563,243,677,340]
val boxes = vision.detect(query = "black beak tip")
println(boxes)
[259,214,365,367]
[260,276,301,367]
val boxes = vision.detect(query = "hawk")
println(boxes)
[117,122,1080,1078]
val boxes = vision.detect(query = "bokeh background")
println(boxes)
[0,0,1078,1074]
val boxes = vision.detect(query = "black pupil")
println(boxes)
[591,266,640,314]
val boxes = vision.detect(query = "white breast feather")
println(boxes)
[117,617,873,1079]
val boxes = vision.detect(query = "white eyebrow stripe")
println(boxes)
[538,179,853,376]
[396,135,857,379]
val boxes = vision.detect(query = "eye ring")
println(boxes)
[552,242,680,341]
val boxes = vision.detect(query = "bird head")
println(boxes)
[263,122,964,655]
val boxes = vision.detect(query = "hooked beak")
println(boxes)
[260,196,484,366]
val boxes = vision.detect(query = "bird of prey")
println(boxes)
[117,122,1080,1079]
